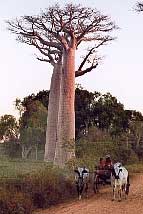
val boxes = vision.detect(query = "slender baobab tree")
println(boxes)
[7,3,116,166]
[43,54,62,162]
[29,41,63,162]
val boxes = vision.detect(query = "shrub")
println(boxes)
[134,145,143,161]
[0,165,76,213]
[75,139,139,170]
[126,163,143,173]
[3,141,22,159]
[22,166,76,208]
[0,190,33,214]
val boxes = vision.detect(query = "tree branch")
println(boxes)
[136,1,143,11]
[78,48,95,71]
[31,40,56,66]
[78,39,107,71]
[75,63,98,77]
[36,57,50,63]
[7,3,116,67]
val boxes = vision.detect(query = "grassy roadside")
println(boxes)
[0,159,52,179]
[0,159,143,213]
[126,163,143,174]
[0,159,76,214]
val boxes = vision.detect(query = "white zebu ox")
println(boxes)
[111,162,130,201]
[74,167,90,200]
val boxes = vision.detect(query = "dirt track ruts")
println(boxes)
[34,174,143,214]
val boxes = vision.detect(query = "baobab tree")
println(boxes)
[7,3,116,166]
[45,45,103,163]
[43,53,63,162]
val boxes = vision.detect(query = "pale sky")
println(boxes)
[0,0,143,118]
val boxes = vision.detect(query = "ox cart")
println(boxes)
[93,166,112,193]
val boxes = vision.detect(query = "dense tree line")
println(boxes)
[17,86,143,146]
[1,87,143,160]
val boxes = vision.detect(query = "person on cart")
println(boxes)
[104,155,113,180]
[104,155,113,170]
[98,157,105,170]
[96,157,106,180]
[97,155,113,182]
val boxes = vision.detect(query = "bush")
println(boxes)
[75,139,139,170]
[0,165,76,213]
[134,145,143,161]
[3,141,22,159]
[30,167,76,208]
[0,137,139,213]
[126,163,143,173]
[0,190,33,214]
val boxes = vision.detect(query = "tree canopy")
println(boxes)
[17,87,143,140]
[0,115,19,142]
[7,3,116,76]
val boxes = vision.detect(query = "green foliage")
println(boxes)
[3,142,22,159]
[0,191,33,214]
[75,88,134,138]
[126,163,143,173]
[19,87,132,140]
[19,101,47,158]
[134,145,143,161]
[5,86,143,162]
[74,139,138,170]
[0,160,50,179]
[15,98,25,117]
[0,115,19,141]
[85,126,112,142]
[0,161,76,212]
[75,87,97,136]
[20,100,47,130]
[16,87,143,142]
[21,90,49,110]
[20,127,45,147]
[25,167,76,208]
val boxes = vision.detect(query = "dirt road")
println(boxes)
[35,174,143,214]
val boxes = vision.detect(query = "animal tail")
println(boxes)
[125,174,130,195]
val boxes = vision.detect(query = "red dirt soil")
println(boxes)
[34,174,143,214]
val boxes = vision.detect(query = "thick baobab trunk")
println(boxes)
[44,62,62,162]
[54,48,75,167]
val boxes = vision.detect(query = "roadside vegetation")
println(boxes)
[1,87,143,213]
[0,138,143,213]
[1,1,143,212]
[1,85,143,213]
